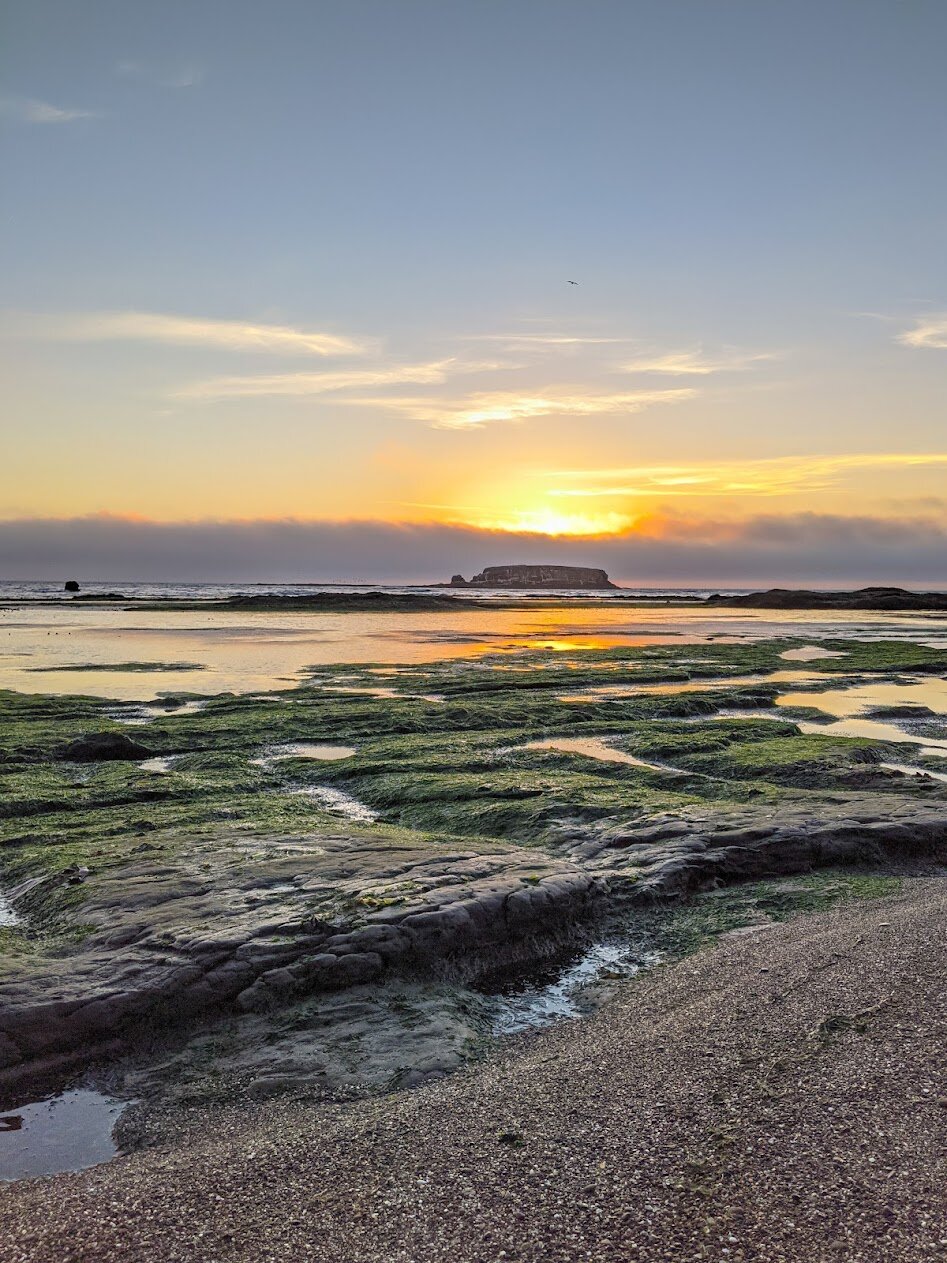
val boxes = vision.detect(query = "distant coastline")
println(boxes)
[1,581,945,612]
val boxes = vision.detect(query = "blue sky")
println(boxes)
[2,1,946,581]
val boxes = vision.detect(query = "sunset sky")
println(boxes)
[2,0,946,584]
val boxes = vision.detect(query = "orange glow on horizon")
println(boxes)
[468,507,636,537]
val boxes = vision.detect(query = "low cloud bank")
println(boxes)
[0,512,945,588]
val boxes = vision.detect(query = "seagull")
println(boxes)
[567,279,578,285]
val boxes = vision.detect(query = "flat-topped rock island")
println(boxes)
[450,564,617,589]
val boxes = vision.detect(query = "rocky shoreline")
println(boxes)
[3,789,947,1098]
[3,583,945,612]
[1,632,946,1107]
[2,875,945,1261]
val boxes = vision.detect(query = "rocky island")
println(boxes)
[450,564,617,589]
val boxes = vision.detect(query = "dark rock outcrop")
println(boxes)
[454,565,616,589]
[705,586,947,611]
[60,733,154,762]
[567,795,947,898]
[63,581,80,593]
[139,592,467,612]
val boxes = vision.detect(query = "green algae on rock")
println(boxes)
[0,635,945,1098]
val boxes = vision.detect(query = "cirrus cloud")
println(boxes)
[8,310,367,357]
[175,360,458,399]
[350,387,696,429]
[619,348,776,376]
[545,451,947,499]
[0,96,101,124]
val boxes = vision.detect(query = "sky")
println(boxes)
[2,0,946,585]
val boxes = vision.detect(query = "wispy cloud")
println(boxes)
[469,334,628,347]
[546,452,947,498]
[0,97,100,124]
[351,387,696,429]
[619,348,776,376]
[897,314,947,350]
[116,60,205,88]
[176,361,456,400]
[15,311,366,357]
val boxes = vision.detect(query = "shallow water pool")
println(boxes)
[0,1090,129,1182]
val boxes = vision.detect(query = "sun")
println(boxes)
[476,507,635,537]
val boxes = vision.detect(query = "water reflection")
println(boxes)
[519,736,676,773]
[778,678,947,718]
[559,669,831,701]
[251,742,357,766]
[1,603,945,700]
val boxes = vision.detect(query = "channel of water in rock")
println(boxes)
[321,685,445,703]
[709,708,947,763]
[138,755,182,774]
[779,645,848,661]
[878,762,947,785]
[292,785,379,823]
[487,938,664,1036]
[0,893,19,927]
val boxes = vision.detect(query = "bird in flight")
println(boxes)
[567,279,578,285]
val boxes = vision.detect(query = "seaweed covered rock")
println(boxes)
[61,732,153,762]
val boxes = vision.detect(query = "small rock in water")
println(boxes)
[63,580,80,592]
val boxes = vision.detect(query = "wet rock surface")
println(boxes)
[0,832,601,1089]
[3,790,947,1093]
[564,792,947,894]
